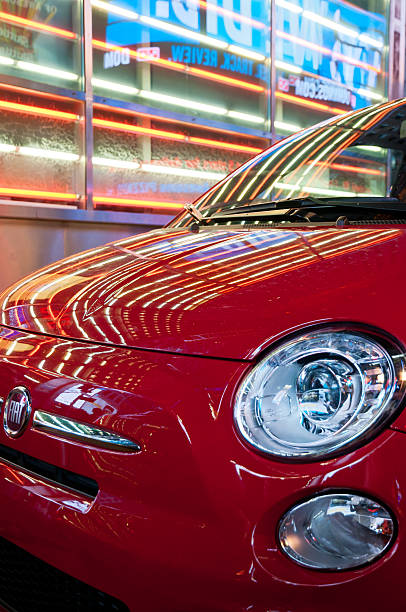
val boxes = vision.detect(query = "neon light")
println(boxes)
[93,118,186,140]
[16,61,78,81]
[274,120,302,132]
[19,147,79,162]
[140,90,228,115]
[301,10,358,38]
[189,136,262,153]
[92,0,266,62]
[0,188,78,201]
[0,143,15,153]
[141,163,225,180]
[92,77,140,96]
[93,157,140,169]
[356,88,384,102]
[139,14,228,50]
[276,0,384,50]
[93,117,263,153]
[0,100,78,121]
[0,55,79,82]
[275,91,347,115]
[278,31,381,73]
[0,10,77,40]
[325,162,383,176]
[275,60,302,75]
[0,56,14,66]
[93,79,265,125]
[94,196,182,210]
[227,110,264,124]
[93,40,265,93]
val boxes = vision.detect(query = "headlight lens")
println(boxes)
[278,493,395,570]
[234,330,401,459]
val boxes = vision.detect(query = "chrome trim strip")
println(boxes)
[32,411,141,453]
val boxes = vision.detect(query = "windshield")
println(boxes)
[172,98,406,224]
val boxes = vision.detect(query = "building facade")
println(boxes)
[0,0,400,288]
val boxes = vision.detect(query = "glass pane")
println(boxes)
[274,0,388,137]
[91,0,271,213]
[0,89,83,206]
[0,1,82,89]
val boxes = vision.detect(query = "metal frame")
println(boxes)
[82,0,94,211]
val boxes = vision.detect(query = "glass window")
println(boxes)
[91,0,271,213]
[274,0,389,137]
[0,1,82,90]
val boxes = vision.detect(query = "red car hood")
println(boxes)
[0,226,405,360]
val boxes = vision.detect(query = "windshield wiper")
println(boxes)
[209,196,406,218]
[183,203,204,223]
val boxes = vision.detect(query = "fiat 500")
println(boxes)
[1,99,406,611]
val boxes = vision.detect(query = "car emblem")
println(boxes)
[3,386,32,438]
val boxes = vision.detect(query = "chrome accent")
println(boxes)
[33,411,141,453]
[3,386,32,439]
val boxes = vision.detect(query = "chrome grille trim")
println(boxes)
[32,411,141,453]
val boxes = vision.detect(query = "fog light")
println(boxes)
[278,493,395,570]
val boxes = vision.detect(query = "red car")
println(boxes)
[0,99,406,611]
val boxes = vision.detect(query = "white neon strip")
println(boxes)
[227,44,266,62]
[140,15,228,50]
[92,77,140,96]
[302,10,358,38]
[19,147,79,161]
[16,61,78,81]
[274,120,302,133]
[92,0,266,61]
[356,88,384,101]
[359,33,384,49]
[93,156,140,169]
[227,110,264,123]
[92,78,264,123]
[141,163,225,180]
[0,55,79,81]
[276,0,384,50]
[0,56,14,66]
[275,60,302,75]
[0,143,16,152]
[92,0,139,19]
[139,89,227,115]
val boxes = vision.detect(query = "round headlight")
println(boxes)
[234,330,402,459]
[278,492,395,570]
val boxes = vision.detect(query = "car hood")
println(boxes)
[0,225,405,360]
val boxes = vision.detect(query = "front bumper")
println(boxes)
[0,326,404,611]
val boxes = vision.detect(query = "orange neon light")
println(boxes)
[94,117,263,153]
[275,92,347,115]
[0,82,74,102]
[93,117,185,140]
[0,11,77,39]
[93,40,265,93]
[0,188,78,200]
[320,162,383,176]
[93,102,268,140]
[189,136,262,154]
[94,196,182,210]
[277,31,381,74]
[0,100,78,121]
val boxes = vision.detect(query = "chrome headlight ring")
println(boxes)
[234,328,406,461]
